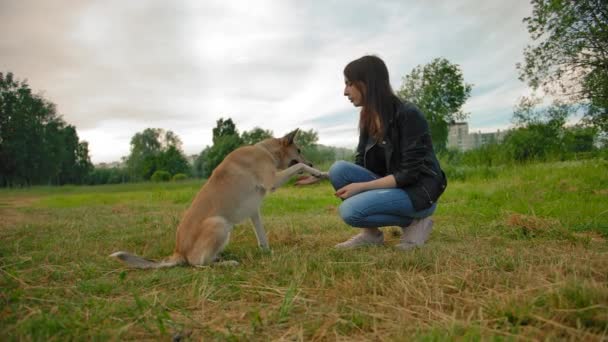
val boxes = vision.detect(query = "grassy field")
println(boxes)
[1,160,607,340]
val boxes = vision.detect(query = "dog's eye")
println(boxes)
[297,148,301,153]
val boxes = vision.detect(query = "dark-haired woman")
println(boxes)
[298,55,447,249]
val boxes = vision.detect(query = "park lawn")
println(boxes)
[0,159,607,340]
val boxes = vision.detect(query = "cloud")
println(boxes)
[1,0,534,163]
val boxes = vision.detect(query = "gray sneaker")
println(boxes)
[334,231,384,249]
[396,217,433,250]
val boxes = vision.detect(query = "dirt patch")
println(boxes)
[506,213,561,231]
[0,209,27,229]
[558,179,579,193]
[573,231,606,243]
[0,196,38,208]
[0,196,40,229]
[324,205,337,214]
[593,189,608,196]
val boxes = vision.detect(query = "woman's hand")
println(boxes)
[295,172,328,186]
[335,182,367,199]
[295,175,321,186]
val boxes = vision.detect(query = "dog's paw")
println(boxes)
[313,171,329,179]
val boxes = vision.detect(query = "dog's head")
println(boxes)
[265,128,313,169]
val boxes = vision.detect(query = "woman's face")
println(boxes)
[344,78,364,107]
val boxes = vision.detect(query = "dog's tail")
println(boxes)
[109,251,185,269]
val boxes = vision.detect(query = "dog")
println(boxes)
[110,129,327,268]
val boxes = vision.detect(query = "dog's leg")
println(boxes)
[251,210,269,249]
[272,163,326,190]
[187,217,234,266]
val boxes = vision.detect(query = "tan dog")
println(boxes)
[110,129,326,268]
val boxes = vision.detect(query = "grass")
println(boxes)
[1,159,607,340]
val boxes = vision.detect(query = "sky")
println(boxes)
[1,0,535,163]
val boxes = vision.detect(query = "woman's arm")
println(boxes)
[335,174,396,199]
[360,174,396,190]
[392,104,430,187]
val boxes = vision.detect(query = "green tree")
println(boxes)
[55,125,93,184]
[294,129,318,150]
[85,167,130,185]
[192,146,209,178]
[505,95,576,161]
[200,117,244,177]
[202,134,243,177]
[291,129,337,166]
[0,72,92,186]
[126,128,189,180]
[397,58,473,152]
[157,145,190,176]
[242,127,273,145]
[563,125,597,153]
[517,0,608,133]
[74,141,94,182]
[150,170,171,182]
[126,128,162,179]
[512,95,570,130]
[212,118,239,144]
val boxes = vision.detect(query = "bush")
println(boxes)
[151,170,171,182]
[441,164,502,182]
[85,167,130,185]
[172,173,188,181]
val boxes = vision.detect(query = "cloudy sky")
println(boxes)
[1,0,535,163]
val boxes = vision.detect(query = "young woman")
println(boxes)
[298,55,447,249]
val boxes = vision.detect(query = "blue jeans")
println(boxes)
[329,160,437,228]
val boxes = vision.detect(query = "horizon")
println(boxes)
[1,0,536,163]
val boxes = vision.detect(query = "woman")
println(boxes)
[298,55,447,250]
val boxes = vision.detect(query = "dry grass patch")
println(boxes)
[1,160,607,340]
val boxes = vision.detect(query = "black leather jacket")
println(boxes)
[354,101,448,211]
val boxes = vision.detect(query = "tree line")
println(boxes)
[442,97,601,176]
[0,68,348,187]
[0,72,93,187]
[105,118,344,185]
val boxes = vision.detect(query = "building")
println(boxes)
[447,122,509,151]
[95,161,124,169]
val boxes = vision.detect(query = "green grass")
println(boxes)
[1,160,607,340]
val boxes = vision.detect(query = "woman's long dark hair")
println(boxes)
[344,55,401,141]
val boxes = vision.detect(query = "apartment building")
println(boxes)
[447,122,509,151]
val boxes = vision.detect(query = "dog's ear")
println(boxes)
[281,128,299,145]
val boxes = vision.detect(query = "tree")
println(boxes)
[212,118,239,144]
[126,128,189,180]
[157,145,190,176]
[0,72,92,186]
[505,95,578,161]
[241,127,273,145]
[74,141,94,182]
[517,0,608,133]
[192,146,209,178]
[126,128,163,179]
[512,95,570,130]
[397,58,473,152]
[563,125,597,153]
[200,118,244,177]
[290,129,336,166]
[202,134,243,177]
[294,129,318,150]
